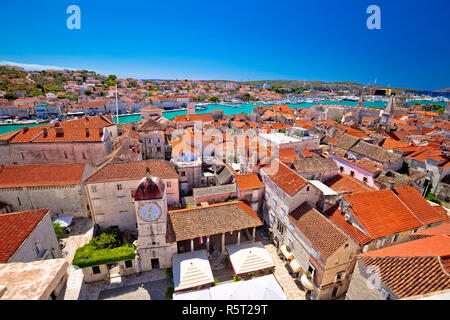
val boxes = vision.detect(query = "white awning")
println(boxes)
[280,244,293,260]
[173,288,211,300]
[301,274,315,291]
[172,250,214,292]
[173,275,287,300]
[210,274,287,300]
[226,241,275,275]
[289,259,301,273]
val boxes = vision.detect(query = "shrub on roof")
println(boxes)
[90,227,123,249]
[72,227,133,268]
[72,243,135,268]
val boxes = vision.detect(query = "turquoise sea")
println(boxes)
[0,100,446,135]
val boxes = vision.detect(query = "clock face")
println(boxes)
[141,203,161,221]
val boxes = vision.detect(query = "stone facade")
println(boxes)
[0,185,89,218]
[85,177,180,232]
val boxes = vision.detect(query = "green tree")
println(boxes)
[208,96,219,102]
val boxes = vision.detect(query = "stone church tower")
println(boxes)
[133,168,177,272]
[357,95,365,108]
[379,95,396,131]
[187,101,196,115]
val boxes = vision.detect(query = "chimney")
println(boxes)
[43,128,48,137]
[85,127,90,138]
[22,126,29,133]
[55,127,64,137]
[54,122,60,127]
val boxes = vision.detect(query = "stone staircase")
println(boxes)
[209,251,226,270]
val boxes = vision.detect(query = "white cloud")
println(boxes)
[0,61,75,71]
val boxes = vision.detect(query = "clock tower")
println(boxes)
[133,168,177,271]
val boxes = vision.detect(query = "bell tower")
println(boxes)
[133,168,176,271]
[379,95,395,131]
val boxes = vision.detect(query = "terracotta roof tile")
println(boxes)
[343,190,424,238]
[289,202,349,257]
[326,205,372,245]
[261,160,308,196]
[0,209,49,263]
[169,201,262,241]
[84,160,178,183]
[358,255,450,298]
[0,163,85,188]
[324,173,374,194]
[393,186,447,224]
[234,174,264,191]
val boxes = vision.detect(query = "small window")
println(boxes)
[82,152,86,160]
[350,171,355,177]
[125,260,133,268]
[117,184,122,191]
[91,186,97,193]
[344,243,349,249]
[363,177,368,183]
[289,222,295,232]
[167,181,171,188]
[118,197,126,205]
[180,171,186,177]
[392,234,399,243]
[93,199,101,207]
[92,266,101,274]
[339,166,344,173]
[306,186,310,192]
[21,152,25,160]
[307,264,315,277]
[33,241,41,257]
[335,272,344,282]
[288,238,293,249]
[280,207,286,218]
[64,151,68,159]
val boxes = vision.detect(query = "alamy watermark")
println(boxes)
[366,5,381,30]
[66,5,81,30]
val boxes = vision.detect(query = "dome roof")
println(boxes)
[134,169,165,201]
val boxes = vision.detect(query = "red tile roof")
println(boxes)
[261,160,308,196]
[358,254,450,298]
[324,173,374,194]
[169,201,262,241]
[278,147,299,164]
[289,202,350,257]
[0,163,85,188]
[326,205,372,245]
[413,223,450,237]
[84,160,179,183]
[8,116,114,144]
[393,186,447,224]
[234,173,264,191]
[0,209,49,263]
[343,190,425,238]
[360,234,450,258]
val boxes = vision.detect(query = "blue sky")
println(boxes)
[0,0,449,89]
